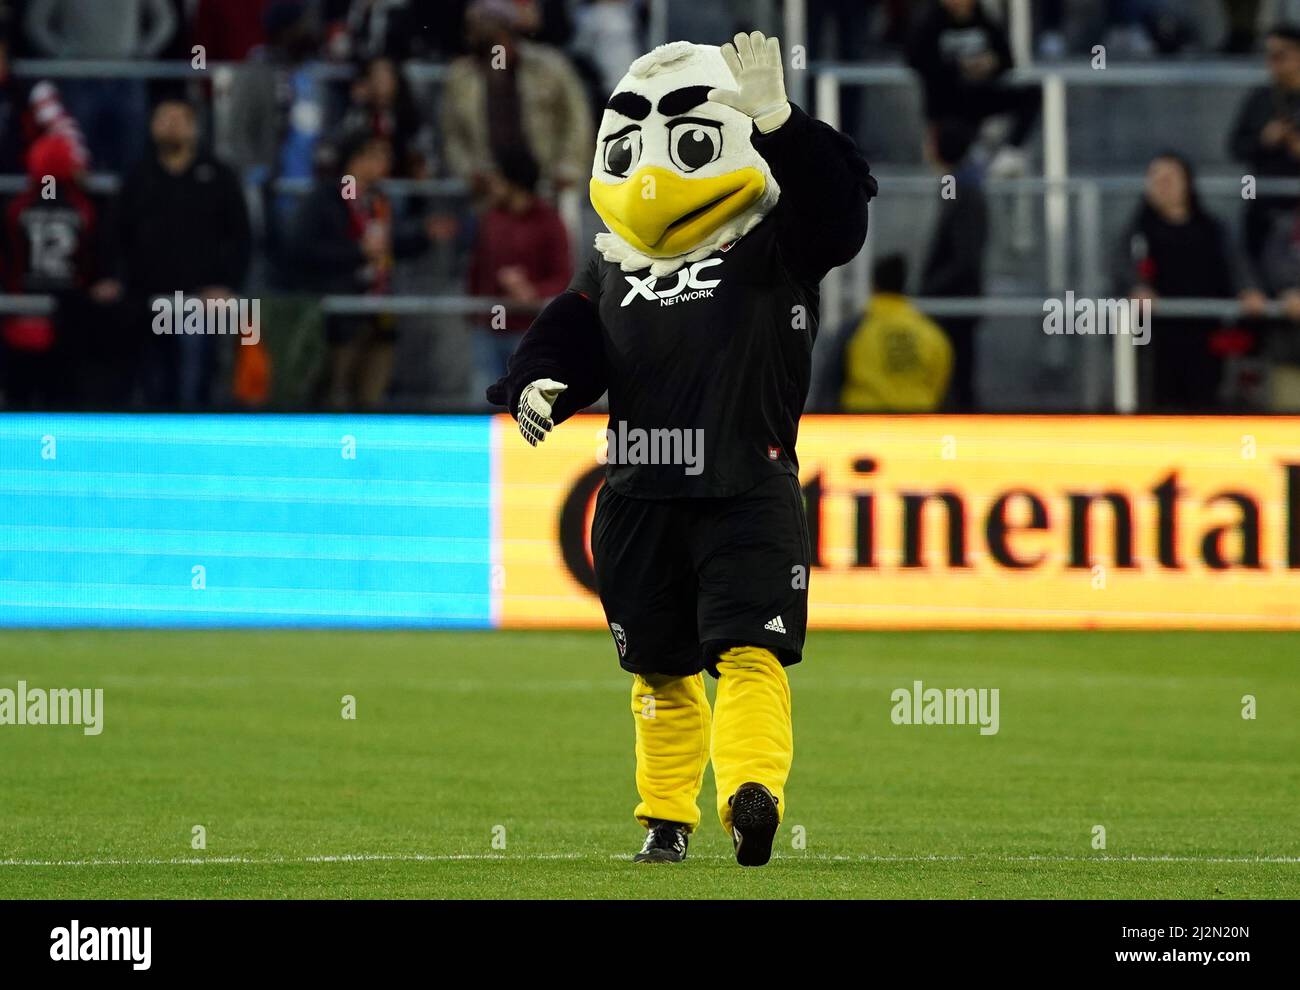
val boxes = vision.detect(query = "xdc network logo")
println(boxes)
[621,258,722,308]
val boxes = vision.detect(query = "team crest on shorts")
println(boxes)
[610,622,628,657]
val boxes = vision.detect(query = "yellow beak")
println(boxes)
[589,164,766,257]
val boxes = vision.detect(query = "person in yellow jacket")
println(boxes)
[840,255,953,412]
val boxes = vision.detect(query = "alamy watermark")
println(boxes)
[151,292,260,345]
[0,680,104,735]
[1043,292,1151,346]
[50,921,150,970]
[890,680,999,736]
[597,421,704,476]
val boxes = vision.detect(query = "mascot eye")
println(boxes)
[668,120,723,172]
[602,128,641,178]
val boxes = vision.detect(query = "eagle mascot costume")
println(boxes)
[488,32,876,866]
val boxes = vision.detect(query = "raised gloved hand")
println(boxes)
[708,31,791,134]
[517,378,567,446]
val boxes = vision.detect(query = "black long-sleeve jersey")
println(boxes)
[487,103,876,499]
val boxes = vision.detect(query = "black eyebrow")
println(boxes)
[602,123,640,142]
[666,116,721,129]
[657,85,713,117]
[606,91,651,120]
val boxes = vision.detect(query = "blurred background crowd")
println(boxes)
[3,0,1300,413]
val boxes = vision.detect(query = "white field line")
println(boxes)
[0,853,1296,867]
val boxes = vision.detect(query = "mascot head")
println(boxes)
[589,42,780,276]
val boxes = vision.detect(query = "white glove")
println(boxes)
[517,378,567,446]
[708,31,791,134]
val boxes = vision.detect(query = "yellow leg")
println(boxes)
[711,646,792,833]
[631,672,712,831]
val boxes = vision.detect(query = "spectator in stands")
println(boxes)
[440,0,592,194]
[23,0,177,172]
[193,0,273,62]
[225,0,322,177]
[340,55,431,180]
[105,99,252,410]
[1230,25,1300,268]
[293,130,430,410]
[466,147,572,407]
[0,134,100,408]
[1115,152,1262,411]
[905,0,1039,177]
[225,0,328,267]
[839,255,953,413]
[338,53,437,348]
[920,118,987,412]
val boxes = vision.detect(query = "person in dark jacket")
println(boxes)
[906,0,1039,165]
[1229,25,1300,267]
[106,99,252,409]
[1115,152,1263,411]
[920,117,987,411]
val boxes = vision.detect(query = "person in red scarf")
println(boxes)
[0,134,100,408]
[293,130,432,409]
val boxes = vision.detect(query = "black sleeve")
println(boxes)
[752,103,877,283]
[484,256,607,423]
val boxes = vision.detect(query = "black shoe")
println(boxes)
[633,819,689,863]
[728,782,779,867]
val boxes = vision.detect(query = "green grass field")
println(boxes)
[0,629,1296,899]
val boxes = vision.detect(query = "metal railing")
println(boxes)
[0,291,1276,414]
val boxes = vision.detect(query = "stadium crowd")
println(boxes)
[1,0,1300,412]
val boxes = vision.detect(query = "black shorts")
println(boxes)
[591,473,810,677]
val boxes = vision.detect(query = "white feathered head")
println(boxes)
[588,42,780,276]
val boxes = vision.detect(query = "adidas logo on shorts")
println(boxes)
[763,615,786,634]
